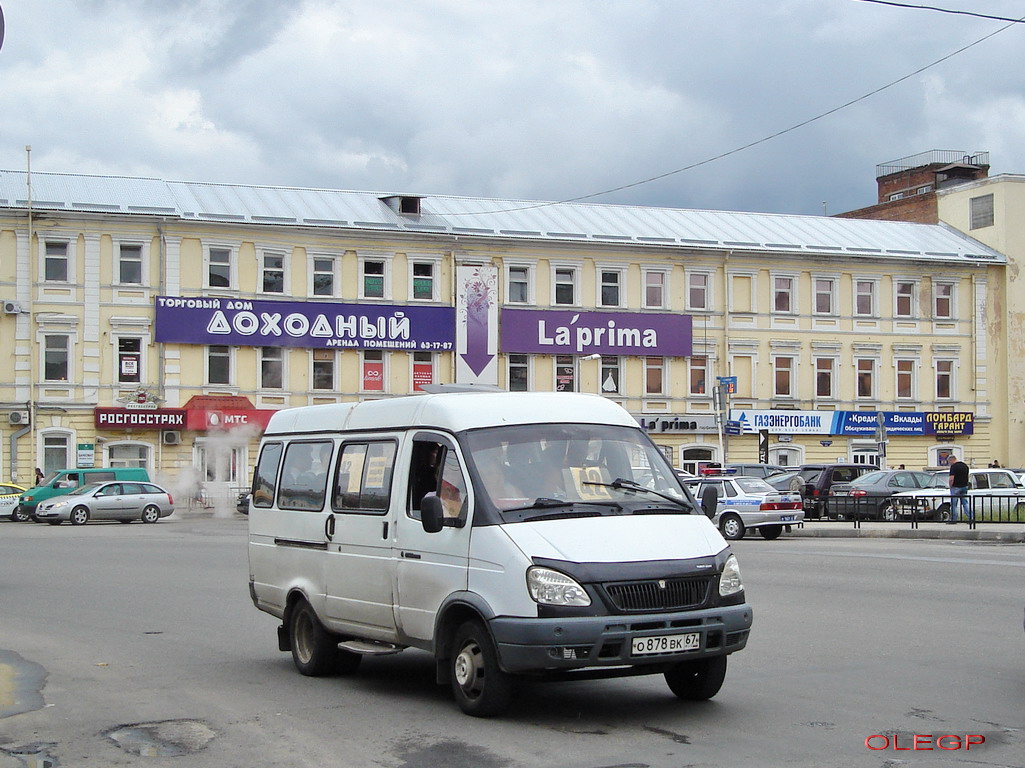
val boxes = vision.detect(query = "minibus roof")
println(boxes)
[263,391,638,436]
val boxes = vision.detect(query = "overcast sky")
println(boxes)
[1,0,1023,216]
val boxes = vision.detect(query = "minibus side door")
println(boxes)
[394,434,472,642]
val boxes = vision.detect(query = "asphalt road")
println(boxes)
[1,516,1023,768]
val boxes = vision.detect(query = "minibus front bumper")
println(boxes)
[489,602,752,675]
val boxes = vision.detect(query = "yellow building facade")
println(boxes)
[0,171,1007,497]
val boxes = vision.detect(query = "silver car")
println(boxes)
[34,481,175,525]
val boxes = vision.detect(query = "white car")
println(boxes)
[891,468,1025,521]
[682,475,804,540]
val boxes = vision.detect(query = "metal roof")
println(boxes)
[0,169,1004,263]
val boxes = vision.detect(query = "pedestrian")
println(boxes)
[947,458,971,524]
[34,467,44,485]
[990,459,1001,468]
[897,464,906,470]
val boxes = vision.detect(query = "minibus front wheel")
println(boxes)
[450,620,514,717]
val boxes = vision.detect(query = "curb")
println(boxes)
[789,524,1025,542]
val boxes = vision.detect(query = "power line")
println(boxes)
[446,10,1023,216]
[851,0,1025,24]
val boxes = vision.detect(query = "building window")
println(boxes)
[508,354,530,391]
[411,262,435,301]
[970,194,994,229]
[814,278,835,315]
[555,355,576,391]
[815,357,835,399]
[208,247,231,289]
[312,349,335,391]
[43,335,70,381]
[895,281,916,318]
[361,259,386,299]
[644,357,665,396]
[261,252,285,293]
[207,345,231,385]
[689,356,708,395]
[896,359,915,400]
[42,433,72,475]
[599,270,621,307]
[108,443,149,469]
[856,358,875,399]
[118,338,142,384]
[773,276,794,313]
[855,280,876,316]
[312,257,335,297]
[644,270,666,309]
[936,360,954,399]
[260,348,284,389]
[934,282,954,319]
[774,356,794,397]
[553,267,577,306]
[44,241,69,282]
[688,273,708,310]
[600,356,621,394]
[118,244,143,284]
[507,266,529,304]
[412,351,434,391]
[362,350,385,392]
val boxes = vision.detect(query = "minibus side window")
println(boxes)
[252,442,283,509]
[278,440,333,511]
[332,441,396,514]
[407,439,467,524]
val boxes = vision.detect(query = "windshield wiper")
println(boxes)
[503,498,624,515]
[581,479,689,508]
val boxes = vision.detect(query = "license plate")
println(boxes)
[780,515,795,522]
[631,632,700,656]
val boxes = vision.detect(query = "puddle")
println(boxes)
[0,650,48,719]
[2,743,58,768]
[105,720,216,756]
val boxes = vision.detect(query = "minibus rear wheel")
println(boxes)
[289,600,340,677]
[450,620,514,717]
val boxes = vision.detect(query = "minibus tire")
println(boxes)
[289,600,339,677]
[665,654,727,700]
[450,620,514,717]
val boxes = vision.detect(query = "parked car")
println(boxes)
[0,483,27,521]
[764,471,802,493]
[724,463,787,479]
[34,481,174,525]
[236,491,251,515]
[681,475,804,540]
[17,467,151,522]
[792,463,879,518]
[891,468,1025,521]
[826,469,936,520]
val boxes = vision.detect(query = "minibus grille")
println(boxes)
[603,576,713,613]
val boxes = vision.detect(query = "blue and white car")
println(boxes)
[683,475,804,540]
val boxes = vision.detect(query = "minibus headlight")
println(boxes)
[719,554,744,597]
[526,567,591,607]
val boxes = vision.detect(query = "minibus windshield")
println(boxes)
[463,423,697,519]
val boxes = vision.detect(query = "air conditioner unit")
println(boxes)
[162,430,182,446]
[8,410,30,426]
[3,301,23,315]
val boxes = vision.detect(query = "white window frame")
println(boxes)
[205,243,237,291]
[895,358,917,401]
[105,441,154,474]
[111,332,150,386]
[507,353,532,391]
[814,356,836,400]
[411,350,435,391]
[855,357,876,400]
[114,239,148,286]
[358,252,393,300]
[311,349,336,391]
[259,249,288,295]
[643,356,666,396]
[894,279,917,318]
[772,273,797,315]
[929,445,963,467]
[206,344,234,386]
[643,268,671,310]
[686,270,711,311]
[505,262,534,305]
[409,255,442,302]
[309,253,339,298]
[554,354,577,391]
[854,279,878,317]
[42,333,72,382]
[689,355,709,396]
[935,359,956,400]
[933,281,955,320]
[360,349,389,394]
[812,276,836,316]
[599,355,621,394]
[551,264,580,307]
[42,238,73,283]
[259,347,285,390]
[773,355,795,398]
[596,265,625,308]
[40,428,75,475]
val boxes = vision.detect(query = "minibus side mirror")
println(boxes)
[421,495,445,533]
[700,485,719,519]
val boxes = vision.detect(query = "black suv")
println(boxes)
[793,463,879,518]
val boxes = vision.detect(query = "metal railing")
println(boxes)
[821,493,1025,530]
[876,150,989,176]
